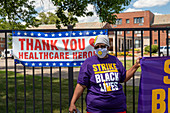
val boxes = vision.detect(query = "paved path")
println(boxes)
[0,58,141,86]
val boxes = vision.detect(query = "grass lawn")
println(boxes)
[0,70,139,113]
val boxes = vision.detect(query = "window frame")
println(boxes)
[154,40,157,44]
[135,31,144,34]
[1,38,4,41]
[117,31,122,35]
[116,19,122,25]
[134,17,144,24]
[126,19,130,24]
[1,44,4,47]
[126,31,130,34]
[135,39,141,48]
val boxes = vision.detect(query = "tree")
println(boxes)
[51,0,131,28]
[0,0,131,29]
[0,18,27,49]
[0,0,40,49]
[36,11,78,28]
[0,0,39,28]
[0,19,26,30]
[37,12,59,25]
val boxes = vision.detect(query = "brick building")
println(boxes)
[112,10,170,52]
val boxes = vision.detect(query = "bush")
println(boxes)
[128,53,133,56]
[134,48,140,51]
[144,52,148,55]
[144,45,158,53]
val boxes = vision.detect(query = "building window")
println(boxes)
[154,40,157,44]
[134,17,144,23]
[126,31,130,34]
[117,31,122,35]
[116,19,122,25]
[126,19,130,24]
[135,31,144,34]
[1,44,4,47]
[135,39,141,48]
[167,38,170,45]
[1,38,4,41]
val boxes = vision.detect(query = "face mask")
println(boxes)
[95,48,108,58]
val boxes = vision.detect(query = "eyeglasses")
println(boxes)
[94,45,107,49]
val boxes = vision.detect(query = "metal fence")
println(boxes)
[1,27,170,113]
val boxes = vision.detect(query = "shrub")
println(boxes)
[144,45,158,53]
[134,48,140,51]
[144,52,148,55]
[128,53,133,56]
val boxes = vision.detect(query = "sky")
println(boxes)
[31,0,170,23]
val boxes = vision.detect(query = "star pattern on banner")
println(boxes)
[38,33,41,36]
[13,30,107,38]
[65,33,69,36]
[60,63,63,66]
[74,63,77,66]
[79,32,82,35]
[15,59,85,67]
[58,33,62,36]
[16,61,85,67]
[86,32,89,35]
[52,34,55,37]
[17,32,21,35]
[32,63,35,66]
[45,34,48,37]
[53,63,56,66]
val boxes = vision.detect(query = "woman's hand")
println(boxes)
[69,84,85,113]
[124,57,142,82]
[69,103,77,113]
[135,57,142,68]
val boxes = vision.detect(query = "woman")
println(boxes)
[69,35,141,113]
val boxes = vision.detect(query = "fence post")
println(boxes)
[68,25,74,107]
[5,32,8,113]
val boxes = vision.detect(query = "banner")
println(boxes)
[138,57,170,113]
[12,30,108,67]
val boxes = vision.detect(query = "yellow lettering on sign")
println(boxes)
[169,88,170,113]
[164,59,170,84]
[164,59,170,74]
[152,89,166,113]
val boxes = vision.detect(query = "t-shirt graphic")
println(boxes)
[93,63,119,92]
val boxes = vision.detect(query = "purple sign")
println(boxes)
[138,57,170,113]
